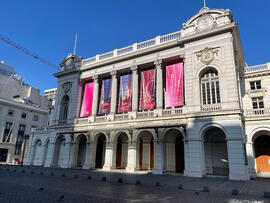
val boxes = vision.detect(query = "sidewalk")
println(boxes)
[1,164,270,198]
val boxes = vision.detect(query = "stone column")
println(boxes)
[130,65,138,119]
[154,59,163,116]
[103,141,113,171]
[24,135,35,166]
[89,141,97,168]
[91,75,99,117]
[109,70,118,120]
[44,142,55,167]
[246,142,257,178]
[126,141,137,172]
[61,134,73,168]
[83,142,91,169]
[227,139,249,180]
[152,134,165,175]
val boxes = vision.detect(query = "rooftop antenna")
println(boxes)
[73,33,78,55]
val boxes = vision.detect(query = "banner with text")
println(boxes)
[139,69,156,110]
[80,82,94,117]
[99,78,112,115]
[165,62,184,108]
[118,74,132,113]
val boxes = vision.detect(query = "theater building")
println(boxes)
[25,7,270,180]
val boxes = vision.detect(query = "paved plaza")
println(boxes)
[0,165,269,202]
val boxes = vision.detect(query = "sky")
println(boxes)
[0,0,269,94]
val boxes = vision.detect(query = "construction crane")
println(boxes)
[0,34,60,71]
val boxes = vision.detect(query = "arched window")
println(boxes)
[200,68,220,105]
[60,95,69,122]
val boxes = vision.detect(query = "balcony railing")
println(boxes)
[163,107,183,116]
[115,113,129,120]
[76,117,89,124]
[137,110,154,118]
[95,115,107,122]
[245,63,270,73]
[245,108,270,116]
[201,104,222,112]
[81,31,181,67]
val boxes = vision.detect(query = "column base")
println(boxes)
[103,165,112,171]
[229,168,250,180]
[184,169,204,178]
[152,168,163,175]
[126,167,136,173]
[83,163,90,170]
[44,162,52,168]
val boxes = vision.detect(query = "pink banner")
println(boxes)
[165,62,184,108]
[139,69,156,110]
[80,82,94,117]
[118,74,132,113]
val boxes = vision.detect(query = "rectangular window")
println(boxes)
[98,78,112,115]
[206,83,211,104]
[165,62,184,108]
[8,109,14,117]
[139,69,156,110]
[80,82,94,117]
[2,122,12,143]
[118,74,132,113]
[252,97,264,109]
[33,115,38,121]
[250,81,261,90]
[14,124,25,155]
[21,113,27,119]
[211,81,216,104]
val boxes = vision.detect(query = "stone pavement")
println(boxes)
[0,164,269,202]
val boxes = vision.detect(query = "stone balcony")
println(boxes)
[244,108,270,117]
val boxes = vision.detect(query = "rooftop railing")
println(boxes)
[245,63,270,73]
[82,31,181,67]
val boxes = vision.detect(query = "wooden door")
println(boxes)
[116,137,122,169]
[139,138,143,170]
[150,138,154,170]
[255,136,270,172]
[175,135,185,173]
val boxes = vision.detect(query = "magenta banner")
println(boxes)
[165,62,184,108]
[80,82,94,117]
[118,74,132,113]
[139,69,156,110]
[98,79,112,115]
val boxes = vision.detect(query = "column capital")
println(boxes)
[154,59,162,66]
[130,65,138,72]
[93,74,99,80]
[110,70,118,77]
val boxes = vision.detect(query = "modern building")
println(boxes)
[25,6,270,180]
[0,64,49,164]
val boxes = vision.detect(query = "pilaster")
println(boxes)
[131,65,138,118]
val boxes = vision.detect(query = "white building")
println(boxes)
[25,7,270,180]
[0,63,49,164]
[44,88,57,126]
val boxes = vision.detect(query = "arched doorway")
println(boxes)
[115,133,128,169]
[95,134,106,168]
[164,129,185,173]
[32,140,42,166]
[254,134,270,173]
[76,135,87,167]
[137,131,154,170]
[204,127,229,176]
[42,140,49,165]
[53,135,65,167]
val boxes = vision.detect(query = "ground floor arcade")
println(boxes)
[25,119,250,180]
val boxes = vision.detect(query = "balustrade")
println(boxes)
[245,108,270,116]
[201,104,221,112]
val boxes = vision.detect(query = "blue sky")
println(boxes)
[0,0,269,94]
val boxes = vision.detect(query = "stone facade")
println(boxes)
[25,7,270,180]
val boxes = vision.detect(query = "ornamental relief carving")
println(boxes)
[61,82,72,93]
[196,14,217,33]
[196,47,219,65]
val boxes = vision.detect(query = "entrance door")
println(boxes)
[175,135,184,173]
[255,135,270,172]
[150,138,154,170]
[139,138,143,170]
[0,149,8,162]
[116,137,122,169]
[96,136,105,168]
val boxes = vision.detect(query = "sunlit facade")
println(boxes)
[25,7,270,180]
